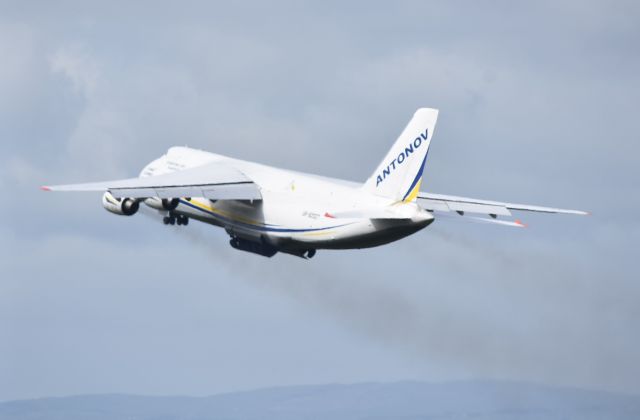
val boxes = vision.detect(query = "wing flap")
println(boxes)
[202,184,262,200]
[152,187,204,199]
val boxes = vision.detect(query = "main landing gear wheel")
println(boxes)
[164,213,189,226]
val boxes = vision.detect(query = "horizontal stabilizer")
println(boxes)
[418,192,588,216]
[435,212,527,228]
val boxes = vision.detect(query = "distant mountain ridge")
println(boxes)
[2,381,639,420]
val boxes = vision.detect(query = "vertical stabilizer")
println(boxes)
[363,108,439,202]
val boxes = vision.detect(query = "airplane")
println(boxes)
[42,108,588,259]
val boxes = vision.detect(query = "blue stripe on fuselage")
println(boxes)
[178,199,352,233]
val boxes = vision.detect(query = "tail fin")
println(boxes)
[363,108,439,202]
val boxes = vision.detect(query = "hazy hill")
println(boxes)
[2,381,639,420]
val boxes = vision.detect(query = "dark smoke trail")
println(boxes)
[139,207,630,392]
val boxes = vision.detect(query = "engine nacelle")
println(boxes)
[102,192,139,216]
[143,197,179,211]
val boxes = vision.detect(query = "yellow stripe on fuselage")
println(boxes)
[186,198,264,227]
[302,230,336,237]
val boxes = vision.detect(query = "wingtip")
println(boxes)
[40,186,51,192]
[515,219,527,228]
[569,209,590,216]
[571,210,590,216]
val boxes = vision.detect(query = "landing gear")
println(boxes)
[163,213,189,226]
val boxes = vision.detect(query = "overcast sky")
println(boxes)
[1,0,639,401]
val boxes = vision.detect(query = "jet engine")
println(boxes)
[102,192,139,216]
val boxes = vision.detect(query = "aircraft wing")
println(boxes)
[41,163,262,201]
[417,192,588,217]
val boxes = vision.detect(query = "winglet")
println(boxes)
[515,219,527,228]
[40,186,51,191]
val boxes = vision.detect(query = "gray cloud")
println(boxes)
[1,0,638,401]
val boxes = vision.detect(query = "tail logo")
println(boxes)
[375,129,428,187]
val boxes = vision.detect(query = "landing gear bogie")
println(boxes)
[163,213,189,226]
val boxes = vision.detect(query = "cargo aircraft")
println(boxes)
[42,108,587,258]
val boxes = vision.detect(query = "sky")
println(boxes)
[1,0,639,401]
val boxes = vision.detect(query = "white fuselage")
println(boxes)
[141,147,434,252]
